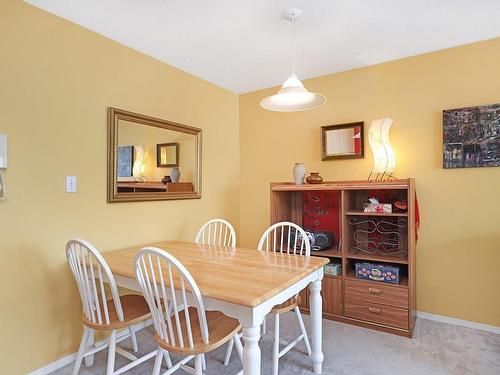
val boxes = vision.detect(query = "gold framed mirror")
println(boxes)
[107,108,202,202]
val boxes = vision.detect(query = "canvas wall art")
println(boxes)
[117,146,134,177]
[443,104,499,168]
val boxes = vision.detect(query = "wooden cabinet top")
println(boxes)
[271,179,414,191]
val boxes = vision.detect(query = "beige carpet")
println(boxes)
[51,314,500,375]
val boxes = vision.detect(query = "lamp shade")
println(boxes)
[368,118,396,175]
[132,145,146,178]
[260,74,326,112]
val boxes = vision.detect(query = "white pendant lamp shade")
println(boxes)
[260,74,326,112]
[260,9,326,112]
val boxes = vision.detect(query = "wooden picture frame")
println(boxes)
[321,122,365,160]
[156,142,179,167]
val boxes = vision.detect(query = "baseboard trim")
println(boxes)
[27,320,152,375]
[417,311,500,334]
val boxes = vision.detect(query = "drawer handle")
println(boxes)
[368,287,381,295]
[368,307,381,314]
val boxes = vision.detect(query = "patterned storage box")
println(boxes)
[324,263,342,276]
[355,262,400,284]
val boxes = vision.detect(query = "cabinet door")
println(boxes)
[323,277,343,316]
[299,287,309,310]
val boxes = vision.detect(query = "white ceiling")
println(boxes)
[25,0,500,94]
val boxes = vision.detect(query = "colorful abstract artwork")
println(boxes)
[443,104,500,168]
[117,146,134,177]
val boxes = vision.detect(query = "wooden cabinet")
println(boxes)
[271,179,417,337]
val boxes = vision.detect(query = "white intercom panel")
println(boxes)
[0,134,6,168]
[0,134,7,200]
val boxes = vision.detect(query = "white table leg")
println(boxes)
[242,325,261,375]
[84,329,95,367]
[310,279,324,374]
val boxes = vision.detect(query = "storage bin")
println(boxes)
[324,262,342,276]
[355,262,400,284]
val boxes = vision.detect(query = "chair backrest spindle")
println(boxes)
[257,221,311,256]
[66,239,123,326]
[195,218,236,247]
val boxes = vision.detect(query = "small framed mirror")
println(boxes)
[107,108,202,202]
[321,122,364,160]
[157,142,179,167]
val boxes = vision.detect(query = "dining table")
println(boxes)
[95,240,328,375]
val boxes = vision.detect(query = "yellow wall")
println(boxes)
[239,38,500,327]
[0,1,239,373]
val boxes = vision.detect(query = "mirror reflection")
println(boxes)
[157,143,178,168]
[108,108,201,202]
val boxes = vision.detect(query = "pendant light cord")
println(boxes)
[291,11,296,75]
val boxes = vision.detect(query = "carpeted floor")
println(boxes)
[52,314,500,375]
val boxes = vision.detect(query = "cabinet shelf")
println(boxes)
[345,252,408,264]
[345,211,408,217]
[311,248,342,258]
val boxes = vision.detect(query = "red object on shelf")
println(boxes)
[394,200,407,210]
[302,191,340,239]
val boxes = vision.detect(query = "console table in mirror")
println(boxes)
[107,108,202,202]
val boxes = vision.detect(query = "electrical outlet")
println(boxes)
[66,176,77,193]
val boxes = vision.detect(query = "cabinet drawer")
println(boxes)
[345,299,409,330]
[345,280,408,308]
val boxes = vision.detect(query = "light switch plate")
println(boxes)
[66,176,77,193]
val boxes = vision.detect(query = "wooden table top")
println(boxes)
[103,240,328,308]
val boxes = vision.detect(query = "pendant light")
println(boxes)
[260,9,326,112]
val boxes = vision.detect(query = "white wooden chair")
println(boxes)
[223,222,312,374]
[261,222,312,375]
[134,247,243,375]
[195,219,240,367]
[259,222,312,375]
[66,239,157,375]
[195,218,236,247]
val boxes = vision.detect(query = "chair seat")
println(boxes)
[271,295,301,314]
[83,294,151,330]
[156,307,241,355]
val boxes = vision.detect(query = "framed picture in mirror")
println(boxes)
[321,122,364,160]
[157,142,179,167]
